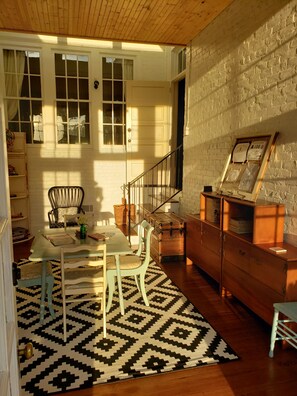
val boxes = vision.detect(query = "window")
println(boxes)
[3,49,43,143]
[55,53,90,144]
[102,57,133,145]
[178,48,186,74]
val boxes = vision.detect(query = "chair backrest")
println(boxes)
[48,186,85,227]
[60,244,106,296]
[135,219,154,267]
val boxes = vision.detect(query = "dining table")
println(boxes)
[29,225,133,322]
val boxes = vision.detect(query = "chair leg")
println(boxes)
[106,273,116,313]
[102,295,107,338]
[139,274,149,306]
[134,274,140,291]
[269,308,279,358]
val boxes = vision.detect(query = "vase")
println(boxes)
[80,224,87,239]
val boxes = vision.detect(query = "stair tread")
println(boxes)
[139,203,155,211]
[148,195,179,202]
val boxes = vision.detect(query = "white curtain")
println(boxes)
[124,59,133,80]
[3,50,25,120]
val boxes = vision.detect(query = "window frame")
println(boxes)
[3,48,44,144]
[54,52,91,145]
[101,56,133,147]
[178,48,186,74]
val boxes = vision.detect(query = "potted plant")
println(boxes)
[77,214,89,239]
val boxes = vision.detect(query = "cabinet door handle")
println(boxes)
[239,249,246,256]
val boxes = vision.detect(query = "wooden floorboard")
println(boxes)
[14,243,297,395]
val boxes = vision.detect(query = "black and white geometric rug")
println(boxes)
[17,260,239,395]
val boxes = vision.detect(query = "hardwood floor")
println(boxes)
[14,243,297,395]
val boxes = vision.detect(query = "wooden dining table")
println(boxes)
[29,225,132,321]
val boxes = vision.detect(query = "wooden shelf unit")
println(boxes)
[200,192,222,227]
[8,133,32,244]
[186,193,297,325]
[223,196,285,244]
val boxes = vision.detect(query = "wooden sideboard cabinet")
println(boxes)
[223,234,297,324]
[186,213,221,283]
[186,192,297,325]
[184,214,201,263]
[186,193,223,283]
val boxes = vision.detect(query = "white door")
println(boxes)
[125,81,171,182]
[0,109,20,395]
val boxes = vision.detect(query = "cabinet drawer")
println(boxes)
[223,233,250,270]
[201,223,221,255]
[195,245,221,282]
[186,217,201,244]
[186,217,202,263]
[222,260,284,324]
[250,246,286,295]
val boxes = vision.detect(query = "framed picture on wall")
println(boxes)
[218,132,279,201]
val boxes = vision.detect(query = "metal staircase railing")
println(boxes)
[124,144,183,241]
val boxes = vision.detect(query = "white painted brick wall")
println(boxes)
[181,0,297,240]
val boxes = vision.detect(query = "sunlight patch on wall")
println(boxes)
[43,171,82,187]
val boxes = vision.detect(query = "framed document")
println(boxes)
[232,142,250,163]
[218,132,279,201]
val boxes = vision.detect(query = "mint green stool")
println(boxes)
[269,302,297,357]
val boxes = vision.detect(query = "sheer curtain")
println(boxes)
[124,59,133,80]
[3,49,25,121]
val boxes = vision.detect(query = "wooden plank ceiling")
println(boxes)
[0,0,234,46]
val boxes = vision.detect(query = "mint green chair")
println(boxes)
[60,244,107,342]
[106,220,154,312]
[17,261,55,321]
[269,302,297,357]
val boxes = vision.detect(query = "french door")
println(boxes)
[0,108,20,396]
[125,80,171,182]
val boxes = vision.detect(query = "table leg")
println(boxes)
[115,254,125,315]
[40,260,47,322]
[47,270,55,319]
